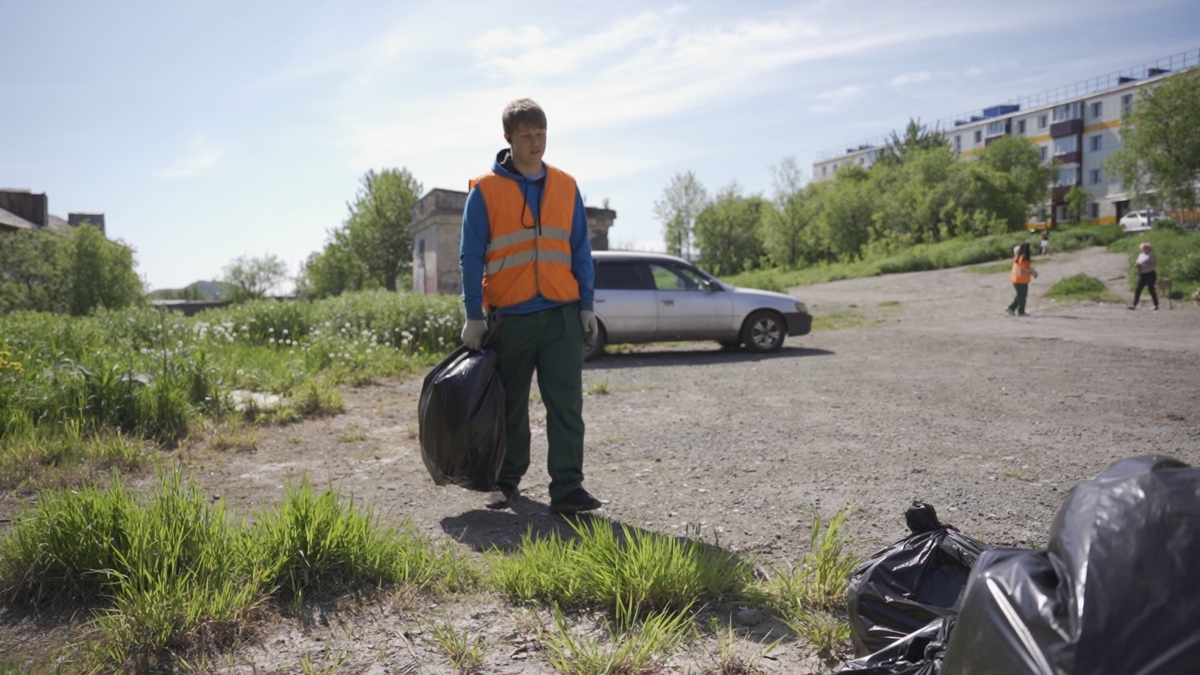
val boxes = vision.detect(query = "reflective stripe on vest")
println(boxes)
[472,164,581,309]
[1012,260,1032,284]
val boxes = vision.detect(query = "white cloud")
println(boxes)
[155,134,226,180]
[808,85,872,113]
[890,71,932,87]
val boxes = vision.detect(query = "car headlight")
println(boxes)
[794,302,808,314]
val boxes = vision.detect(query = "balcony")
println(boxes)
[1052,186,1076,203]
[1055,151,1081,164]
[1051,119,1082,138]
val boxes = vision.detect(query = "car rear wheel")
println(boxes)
[584,324,607,362]
[740,310,785,354]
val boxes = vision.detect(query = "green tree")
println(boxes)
[345,168,422,291]
[0,230,70,313]
[67,224,144,316]
[761,157,824,267]
[819,164,876,260]
[693,182,766,275]
[977,134,1056,217]
[653,171,708,259]
[875,118,950,167]
[222,253,289,302]
[1063,185,1091,223]
[295,228,374,299]
[1106,69,1200,211]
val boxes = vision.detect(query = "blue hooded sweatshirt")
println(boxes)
[459,149,595,321]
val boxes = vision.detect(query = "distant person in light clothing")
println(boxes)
[1006,242,1038,317]
[1128,242,1159,311]
[1040,229,1050,256]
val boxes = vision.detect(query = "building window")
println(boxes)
[1053,102,1081,121]
[954,135,962,151]
[832,163,838,171]
[1057,167,1079,186]
[1090,169,1103,184]
[1039,114,1048,129]
[1089,202,1100,219]
[1089,135,1102,152]
[1054,136,1078,154]
[974,130,982,143]
[1039,146,1048,161]
[1056,205,1069,222]
[822,166,827,177]
[1121,93,1134,115]
[1017,119,1026,134]
[1090,101,1103,119]
[986,120,1006,136]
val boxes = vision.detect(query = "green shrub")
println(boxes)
[1044,273,1115,301]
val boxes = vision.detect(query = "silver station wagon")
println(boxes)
[586,251,812,360]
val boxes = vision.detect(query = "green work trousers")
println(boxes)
[1008,283,1028,315]
[496,303,585,502]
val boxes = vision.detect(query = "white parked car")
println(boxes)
[586,251,812,360]
[1119,210,1156,233]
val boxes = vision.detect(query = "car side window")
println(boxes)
[649,264,706,291]
[594,261,654,290]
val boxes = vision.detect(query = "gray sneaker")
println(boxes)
[485,483,519,510]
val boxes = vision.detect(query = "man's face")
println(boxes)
[505,124,546,166]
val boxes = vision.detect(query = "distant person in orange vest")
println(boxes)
[1128,242,1159,311]
[1006,242,1038,316]
[459,98,602,514]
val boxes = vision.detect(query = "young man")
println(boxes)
[459,98,602,514]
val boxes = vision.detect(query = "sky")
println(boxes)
[3,0,1199,291]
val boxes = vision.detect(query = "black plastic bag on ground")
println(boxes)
[847,501,991,656]
[418,342,506,492]
[838,616,953,675]
[940,455,1200,674]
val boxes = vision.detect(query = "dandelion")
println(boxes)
[237,369,244,375]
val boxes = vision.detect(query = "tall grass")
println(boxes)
[0,291,460,486]
[0,470,476,669]
[490,517,756,617]
[724,224,1125,291]
[1044,273,1121,302]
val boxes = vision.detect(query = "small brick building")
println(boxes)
[408,188,614,295]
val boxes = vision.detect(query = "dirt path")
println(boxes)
[12,246,1200,673]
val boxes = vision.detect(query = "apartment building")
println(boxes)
[812,49,1199,227]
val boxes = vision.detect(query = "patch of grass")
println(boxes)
[299,651,347,675]
[0,424,145,492]
[541,601,695,675]
[812,311,866,332]
[761,508,858,657]
[250,478,478,604]
[338,432,369,443]
[693,619,779,675]
[428,622,487,674]
[587,380,610,395]
[877,300,902,307]
[0,471,478,671]
[210,419,259,452]
[490,517,755,616]
[1044,273,1122,302]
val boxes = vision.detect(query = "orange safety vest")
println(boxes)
[470,164,581,309]
[1011,257,1033,284]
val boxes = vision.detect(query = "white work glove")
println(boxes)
[461,318,487,351]
[581,310,598,349]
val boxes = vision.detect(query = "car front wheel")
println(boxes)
[741,310,785,354]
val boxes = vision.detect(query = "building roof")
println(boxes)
[0,206,36,232]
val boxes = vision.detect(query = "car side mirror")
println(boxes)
[701,279,718,293]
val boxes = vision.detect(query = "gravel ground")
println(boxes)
[5,246,1199,673]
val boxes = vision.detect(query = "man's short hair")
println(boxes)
[502,98,547,136]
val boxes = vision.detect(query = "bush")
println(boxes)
[1044,273,1114,301]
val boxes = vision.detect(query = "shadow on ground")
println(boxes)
[585,345,834,371]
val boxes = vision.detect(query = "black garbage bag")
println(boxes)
[940,455,1200,674]
[847,501,992,655]
[837,616,953,675]
[418,344,506,492]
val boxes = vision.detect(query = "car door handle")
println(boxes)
[595,298,606,303]
[661,300,674,306]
